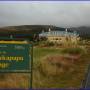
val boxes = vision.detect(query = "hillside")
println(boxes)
[0,25,90,40]
[69,26,90,39]
[0,25,65,40]
[0,25,65,32]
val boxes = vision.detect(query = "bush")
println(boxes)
[39,41,55,47]
[46,42,55,46]
[33,42,39,46]
[39,37,47,41]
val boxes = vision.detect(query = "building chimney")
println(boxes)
[49,28,51,32]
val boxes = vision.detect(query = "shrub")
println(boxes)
[39,41,55,47]
[39,36,47,41]
[46,42,55,46]
[33,42,39,46]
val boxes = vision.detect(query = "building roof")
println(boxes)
[39,30,79,37]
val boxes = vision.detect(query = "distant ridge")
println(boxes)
[0,25,90,39]
[69,26,90,39]
[1,25,65,31]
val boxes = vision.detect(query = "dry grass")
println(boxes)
[39,55,76,76]
[0,73,30,88]
[33,46,90,88]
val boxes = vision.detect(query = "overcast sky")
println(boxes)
[0,1,90,28]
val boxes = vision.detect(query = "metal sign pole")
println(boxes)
[30,44,33,89]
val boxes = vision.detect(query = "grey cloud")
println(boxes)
[0,1,90,27]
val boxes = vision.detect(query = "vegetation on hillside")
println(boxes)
[0,25,90,40]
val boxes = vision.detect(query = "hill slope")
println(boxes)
[0,25,90,39]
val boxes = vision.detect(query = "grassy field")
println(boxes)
[33,46,90,88]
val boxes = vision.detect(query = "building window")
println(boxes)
[56,38,58,40]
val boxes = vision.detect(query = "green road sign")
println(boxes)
[0,43,32,72]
